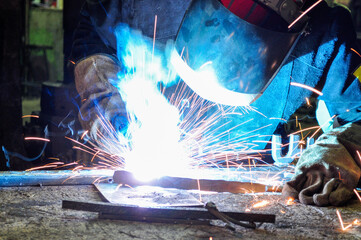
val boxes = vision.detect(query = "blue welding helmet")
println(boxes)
[171,0,309,106]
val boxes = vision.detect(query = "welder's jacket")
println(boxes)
[71,0,361,204]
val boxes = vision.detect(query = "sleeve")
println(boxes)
[318,5,361,127]
[70,1,128,143]
[69,2,117,64]
[282,5,361,206]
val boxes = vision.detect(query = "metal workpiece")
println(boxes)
[0,170,114,187]
[112,170,284,193]
[62,199,276,228]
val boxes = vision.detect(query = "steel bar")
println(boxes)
[0,170,114,187]
[62,200,276,223]
[113,170,274,193]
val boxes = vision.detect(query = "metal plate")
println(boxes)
[95,183,203,207]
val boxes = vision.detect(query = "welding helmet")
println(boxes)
[171,0,309,106]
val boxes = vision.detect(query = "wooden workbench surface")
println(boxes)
[0,185,360,239]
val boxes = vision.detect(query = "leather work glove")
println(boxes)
[282,123,361,206]
[74,54,128,142]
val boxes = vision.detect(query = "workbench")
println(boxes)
[0,183,360,239]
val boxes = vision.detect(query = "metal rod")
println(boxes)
[0,170,114,187]
[62,200,276,223]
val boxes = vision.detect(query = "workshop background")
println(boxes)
[0,0,360,171]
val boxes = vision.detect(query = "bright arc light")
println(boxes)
[113,27,194,182]
[171,50,257,106]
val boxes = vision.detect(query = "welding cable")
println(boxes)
[2,126,49,168]
[205,202,257,229]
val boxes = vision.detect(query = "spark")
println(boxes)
[338,172,344,181]
[286,197,295,205]
[92,176,106,184]
[336,209,352,231]
[197,178,202,202]
[54,162,78,169]
[62,174,80,184]
[80,130,88,140]
[351,48,361,58]
[22,115,39,118]
[305,97,311,106]
[290,82,323,96]
[225,31,235,41]
[152,15,157,62]
[290,126,321,136]
[24,137,50,142]
[309,115,336,139]
[113,183,134,192]
[354,189,361,202]
[26,162,64,171]
[199,61,213,69]
[252,200,269,208]
[288,0,323,29]
[69,60,75,65]
[91,150,101,163]
[269,117,287,122]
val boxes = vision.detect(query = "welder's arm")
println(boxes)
[282,4,361,206]
[74,54,127,141]
[69,2,116,64]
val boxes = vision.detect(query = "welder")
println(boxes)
[70,0,361,206]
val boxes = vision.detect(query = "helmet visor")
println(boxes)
[172,0,303,106]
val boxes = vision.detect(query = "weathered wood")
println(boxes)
[62,199,276,223]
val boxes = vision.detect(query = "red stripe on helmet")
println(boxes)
[220,0,268,25]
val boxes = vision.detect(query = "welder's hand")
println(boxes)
[74,54,127,142]
[282,123,361,206]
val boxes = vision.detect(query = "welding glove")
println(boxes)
[74,54,127,142]
[282,123,361,206]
